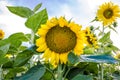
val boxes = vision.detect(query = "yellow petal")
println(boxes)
[36,37,45,47]
[47,18,58,27]
[58,17,68,27]
[36,43,47,52]
[59,53,68,64]
[37,28,47,36]
[43,48,51,61]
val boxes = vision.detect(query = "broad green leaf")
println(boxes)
[33,3,42,12]
[41,70,53,80]
[0,53,9,65]
[68,52,79,64]
[83,47,94,54]
[9,32,28,42]
[72,74,93,80]
[18,46,28,51]
[7,6,33,18]
[25,9,48,32]
[2,61,13,68]
[5,67,25,79]
[13,46,36,67]
[99,32,110,43]
[80,55,118,64]
[0,44,10,54]
[15,65,46,80]
[13,50,33,67]
[8,32,28,48]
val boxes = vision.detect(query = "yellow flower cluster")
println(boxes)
[84,27,98,48]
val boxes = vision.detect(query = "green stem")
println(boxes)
[100,63,104,80]
[30,30,35,68]
[31,30,35,45]
[57,64,63,80]
[64,67,70,79]
[45,66,56,80]
[100,25,105,80]
[0,65,3,80]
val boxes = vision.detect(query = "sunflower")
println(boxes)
[36,17,85,67]
[0,29,4,39]
[84,27,98,48]
[114,51,120,60]
[96,2,120,26]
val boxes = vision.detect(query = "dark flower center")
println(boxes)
[45,26,77,53]
[103,9,113,19]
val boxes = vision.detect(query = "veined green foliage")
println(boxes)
[99,31,110,43]
[14,64,46,80]
[72,74,93,80]
[25,9,48,33]
[33,3,42,12]
[7,6,33,18]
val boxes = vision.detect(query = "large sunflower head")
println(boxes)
[84,27,98,48]
[0,29,4,39]
[36,17,85,67]
[96,2,120,26]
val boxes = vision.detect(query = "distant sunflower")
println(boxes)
[0,29,4,39]
[97,2,120,26]
[114,51,120,60]
[84,27,98,48]
[36,17,85,67]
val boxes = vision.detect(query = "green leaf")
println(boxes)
[18,46,28,51]
[13,47,34,67]
[68,52,79,64]
[72,74,93,80]
[84,47,94,54]
[0,44,10,54]
[25,9,48,32]
[41,70,53,80]
[9,32,28,42]
[15,64,46,80]
[109,26,117,33]
[99,32,110,43]
[80,54,118,64]
[2,61,13,68]
[108,44,119,51]
[0,39,9,46]
[7,6,33,18]
[5,67,25,79]
[8,32,29,48]
[0,53,9,65]
[33,3,42,12]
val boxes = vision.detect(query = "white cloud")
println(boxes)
[0,0,31,38]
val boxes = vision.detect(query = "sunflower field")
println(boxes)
[0,1,120,80]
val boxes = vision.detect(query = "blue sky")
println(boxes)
[0,0,120,48]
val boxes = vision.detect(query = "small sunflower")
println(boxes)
[36,17,85,67]
[96,2,120,26]
[84,27,98,48]
[114,51,120,60]
[0,29,4,39]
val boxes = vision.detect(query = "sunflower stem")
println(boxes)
[30,30,35,68]
[100,63,104,80]
[0,65,3,80]
[64,67,70,79]
[57,64,63,80]
[100,25,105,80]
